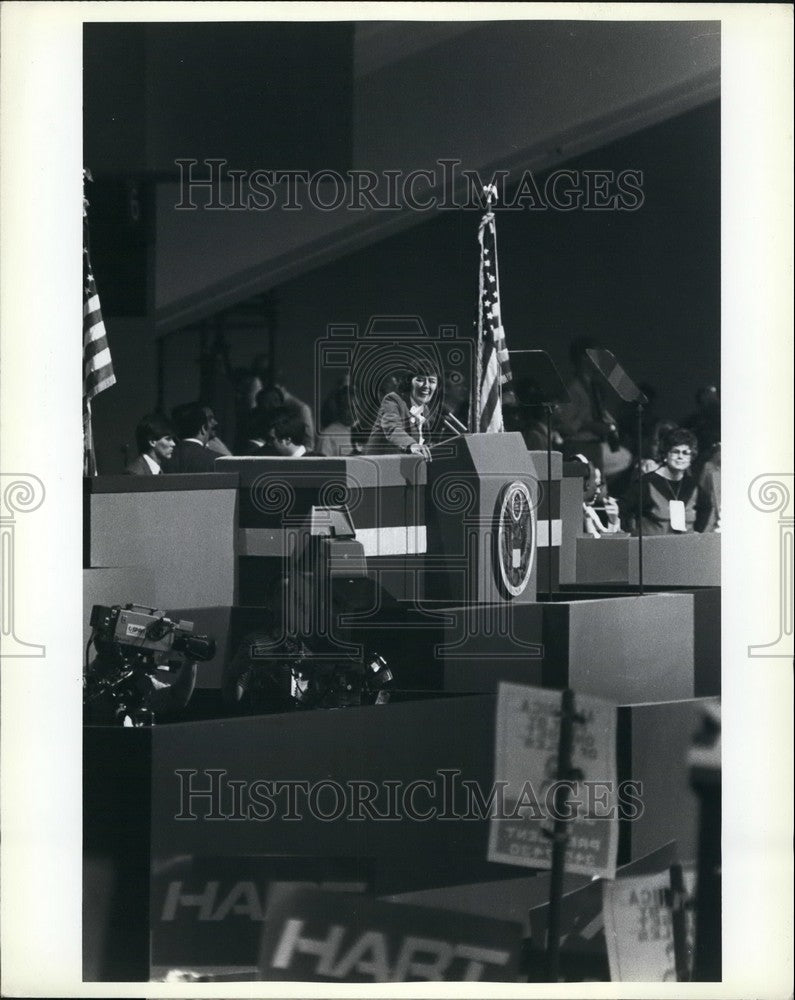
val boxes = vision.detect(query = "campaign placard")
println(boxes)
[149,854,372,976]
[488,682,618,878]
[602,867,696,981]
[258,888,524,982]
[525,842,680,981]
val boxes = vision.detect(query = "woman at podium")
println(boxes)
[364,360,439,459]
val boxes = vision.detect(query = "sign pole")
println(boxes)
[690,705,721,981]
[545,688,584,980]
[668,862,690,981]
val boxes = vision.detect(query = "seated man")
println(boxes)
[201,404,233,457]
[240,407,278,456]
[165,401,218,473]
[125,413,175,475]
[582,460,624,537]
[244,361,316,452]
[317,385,355,457]
[267,404,316,457]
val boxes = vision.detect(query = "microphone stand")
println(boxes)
[428,410,469,452]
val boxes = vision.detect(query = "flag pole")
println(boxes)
[474,181,506,434]
[473,198,488,432]
[83,168,95,477]
[484,183,504,432]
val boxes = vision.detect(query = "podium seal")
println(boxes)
[495,481,535,598]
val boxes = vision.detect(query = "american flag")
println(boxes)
[83,176,116,475]
[475,193,512,432]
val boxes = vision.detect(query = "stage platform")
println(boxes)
[166,584,719,708]
[439,589,720,703]
[575,532,720,587]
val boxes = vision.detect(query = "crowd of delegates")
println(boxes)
[124,347,720,536]
[494,338,721,536]
[552,339,720,535]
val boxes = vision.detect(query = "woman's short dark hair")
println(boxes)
[658,426,698,461]
[269,403,307,447]
[397,358,439,395]
[135,413,173,454]
[255,384,285,412]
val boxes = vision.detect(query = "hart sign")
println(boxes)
[259,889,523,982]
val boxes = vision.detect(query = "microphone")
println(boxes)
[442,409,468,435]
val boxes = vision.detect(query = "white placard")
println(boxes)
[602,868,696,981]
[488,682,618,878]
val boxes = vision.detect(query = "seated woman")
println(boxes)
[622,427,713,535]
[364,360,439,459]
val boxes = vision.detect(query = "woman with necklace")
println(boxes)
[623,427,713,535]
[364,359,439,459]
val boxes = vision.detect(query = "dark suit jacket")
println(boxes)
[165,440,218,473]
[364,392,432,455]
[124,454,155,475]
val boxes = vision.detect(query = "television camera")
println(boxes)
[83,604,216,726]
[226,631,393,714]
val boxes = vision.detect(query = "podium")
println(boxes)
[221,435,541,609]
[424,433,538,604]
